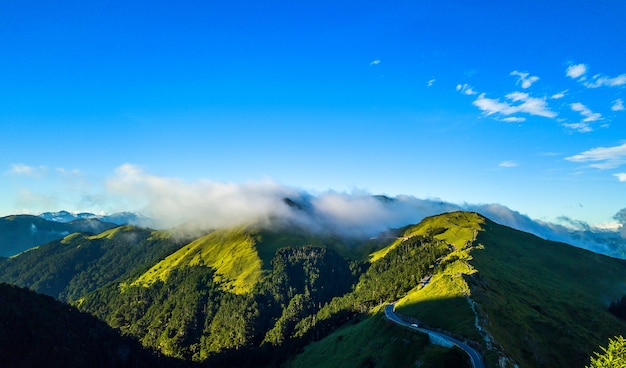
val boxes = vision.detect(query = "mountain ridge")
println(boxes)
[39,210,149,226]
[0,214,118,257]
[1,211,625,367]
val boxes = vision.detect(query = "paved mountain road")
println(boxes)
[384,304,485,368]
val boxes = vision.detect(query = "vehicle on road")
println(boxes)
[385,304,484,368]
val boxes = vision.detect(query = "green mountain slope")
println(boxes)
[78,244,362,364]
[0,214,117,257]
[284,311,470,368]
[5,211,626,367]
[130,225,375,294]
[390,212,626,367]
[0,225,185,302]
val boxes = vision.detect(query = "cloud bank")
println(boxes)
[103,164,624,257]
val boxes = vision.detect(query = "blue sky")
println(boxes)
[1,1,625,228]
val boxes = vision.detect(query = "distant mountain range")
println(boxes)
[39,210,149,226]
[0,215,118,257]
[0,211,150,257]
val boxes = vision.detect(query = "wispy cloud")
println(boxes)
[562,122,593,133]
[473,92,556,119]
[427,79,436,87]
[615,173,626,182]
[456,83,477,95]
[566,121,593,132]
[551,90,567,99]
[584,73,626,88]
[6,163,48,177]
[570,102,602,122]
[566,63,587,79]
[612,98,625,111]
[369,59,380,66]
[501,116,526,123]
[565,143,626,169]
[566,63,626,88]
[498,160,519,168]
[511,70,539,89]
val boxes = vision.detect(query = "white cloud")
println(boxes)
[562,122,593,133]
[456,83,477,95]
[369,59,380,66]
[104,164,465,236]
[498,160,519,168]
[551,90,567,99]
[612,98,625,111]
[427,79,436,87]
[102,164,621,256]
[6,163,48,177]
[106,164,299,230]
[511,70,539,89]
[615,173,626,182]
[570,102,602,122]
[585,74,626,88]
[501,117,526,123]
[566,63,587,79]
[473,92,556,119]
[565,143,626,169]
[566,63,626,88]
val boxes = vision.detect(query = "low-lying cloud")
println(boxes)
[104,164,625,258]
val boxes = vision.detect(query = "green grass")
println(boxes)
[467,218,626,367]
[285,312,436,368]
[87,225,136,240]
[286,309,472,368]
[392,212,483,341]
[395,272,480,341]
[60,232,83,244]
[370,211,482,262]
[376,211,626,367]
[132,226,263,294]
[130,225,373,295]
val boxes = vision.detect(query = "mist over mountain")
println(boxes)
[103,165,626,258]
[4,163,623,259]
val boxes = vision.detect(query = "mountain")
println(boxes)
[39,210,149,226]
[386,212,626,367]
[0,225,187,302]
[2,211,625,367]
[0,215,117,257]
[0,282,186,368]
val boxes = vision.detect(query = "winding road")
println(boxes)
[384,304,485,368]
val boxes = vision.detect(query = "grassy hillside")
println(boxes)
[131,226,262,294]
[469,217,626,367]
[393,212,483,341]
[131,226,374,294]
[0,225,185,302]
[390,212,626,367]
[285,311,470,368]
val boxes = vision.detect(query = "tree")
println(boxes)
[586,336,626,368]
